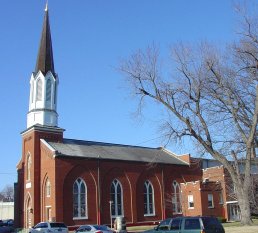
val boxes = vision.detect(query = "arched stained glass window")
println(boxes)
[73,178,87,218]
[110,179,123,216]
[144,180,154,215]
[172,180,182,214]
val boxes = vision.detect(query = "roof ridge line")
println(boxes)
[62,137,159,150]
[161,147,190,165]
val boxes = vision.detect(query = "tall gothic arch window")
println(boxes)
[73,178,87,219]
[26,154,32,181]
[46,178,51,197]
[36,79,42,101]
[46,79,51,102]
[172,180,182,214]
[110,179,123,216]
[144,180,154,215]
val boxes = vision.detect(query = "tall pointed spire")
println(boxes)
[27,3,59,128]
[35,3,55,76]
[45,0,48,11]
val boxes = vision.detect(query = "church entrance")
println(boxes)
[25,195,32,228]
[228,202,240,221]
[46,206,52,222]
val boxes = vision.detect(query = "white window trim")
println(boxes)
[111,214,125,218]
[45,205,51,222]
[73,217,88,220]
[219,192,224,204]
[144,180,155,216]
[208,194,214,208]
[144,213,155,217]
[172,180,182,214]
[188,195,194,209]
[111,179,124,217]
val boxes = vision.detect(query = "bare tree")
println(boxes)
[250,174,258,215]
[0,185,14,202]
[119,3,257,225]
[0,193,4,202]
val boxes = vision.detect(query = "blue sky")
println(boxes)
[0,0,237,191]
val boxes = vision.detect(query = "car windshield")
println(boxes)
[94,225,109,230]
[50,223,67,228]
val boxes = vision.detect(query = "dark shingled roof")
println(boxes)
[46,138,188,165]
[35,7,55,76]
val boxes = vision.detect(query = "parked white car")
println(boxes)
[29,222,68,233]
[74,225,114,233]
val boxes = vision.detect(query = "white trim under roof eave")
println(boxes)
[40,139,56,154]
[226,201,238,204]
[161,147,190,165]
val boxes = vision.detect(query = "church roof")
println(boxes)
[46,138,189,165]
[35,6,55,76]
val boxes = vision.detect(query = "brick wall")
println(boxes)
[18,126,229,228]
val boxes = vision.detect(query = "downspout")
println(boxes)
[162,166,166,219]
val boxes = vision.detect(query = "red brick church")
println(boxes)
[15,5,234,229]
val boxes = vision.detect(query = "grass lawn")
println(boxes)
[222,219,258,227]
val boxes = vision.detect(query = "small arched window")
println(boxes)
[36,79,42,101]
[26,154,32,181]
[110,179,123,216]
[46,79,51,102]
[144,180,154,215]
[73,178,87,219]
[46,179,51,197]
[172,180,182,214]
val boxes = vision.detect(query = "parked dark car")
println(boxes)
[147,216,225,233]
[0,219,14,233]
[0,224,14,233]
[2,220,14,227]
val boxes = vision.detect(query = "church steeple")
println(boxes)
[35,3,55,76]
[27,4,59,128]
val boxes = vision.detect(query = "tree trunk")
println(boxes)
[237,187,252,225]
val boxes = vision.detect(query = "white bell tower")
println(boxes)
[27,4,59,128]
